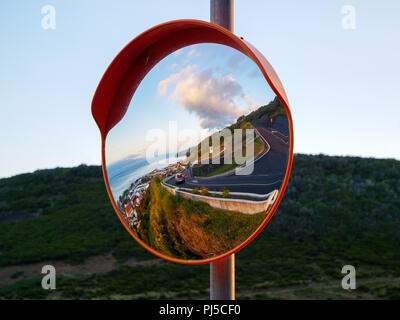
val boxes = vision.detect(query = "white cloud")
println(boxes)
[243,95,255,108]
[157,65,197,96]
[158,66,255,129]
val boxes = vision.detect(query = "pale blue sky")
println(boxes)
[105,43,275,164]
[1,0,399,178]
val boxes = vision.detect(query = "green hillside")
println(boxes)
[0,154,399,299]
[188,98,282,176]
[230,96,285,130]
[134,176,266,260]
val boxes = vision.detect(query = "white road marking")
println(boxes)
[187,180,282,187]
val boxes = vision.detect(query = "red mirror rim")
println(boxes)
[92,19,294,265]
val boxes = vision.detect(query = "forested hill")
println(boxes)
[230,96,285,130]
[0,154,399,300]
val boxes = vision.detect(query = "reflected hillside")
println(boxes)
[105,43,291,261]
[111,97,290,260]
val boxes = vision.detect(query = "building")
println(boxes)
[125,202,134,218]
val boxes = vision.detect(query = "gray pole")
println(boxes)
[210,254,235,300]
[210,0,234,32]
[210,0,235,301]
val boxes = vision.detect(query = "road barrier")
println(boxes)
[161,176,278,215]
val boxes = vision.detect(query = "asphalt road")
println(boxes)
[167,121,289,195]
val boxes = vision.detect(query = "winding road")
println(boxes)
[166,120,289,195]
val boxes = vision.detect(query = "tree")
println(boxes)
[222,189,230,198]
[200,187,209,196]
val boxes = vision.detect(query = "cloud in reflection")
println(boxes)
[158,65,255,129]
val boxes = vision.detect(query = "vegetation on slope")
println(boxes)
[0,165,152,266]
[0,154,399,299]
[135,176,266,259]
[230,96,285,130]
[187,99,280,176]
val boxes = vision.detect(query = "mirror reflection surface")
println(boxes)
[105,43,290,261]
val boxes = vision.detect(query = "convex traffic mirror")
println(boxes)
[92,20,293,264]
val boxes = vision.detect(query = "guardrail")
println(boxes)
[161,175,278,214]
[161,175,178,194]
[162,175,276,201]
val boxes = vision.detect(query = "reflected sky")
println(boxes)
[106,44,276,165]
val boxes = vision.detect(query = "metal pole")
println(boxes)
[210,0,234,32]
[210,0,235,300]
[210,254,235,300]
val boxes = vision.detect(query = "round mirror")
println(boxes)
[92,20,293,264]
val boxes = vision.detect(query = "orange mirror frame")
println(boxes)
[92,19,294,265]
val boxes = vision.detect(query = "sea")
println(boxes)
[107,154,185,201]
